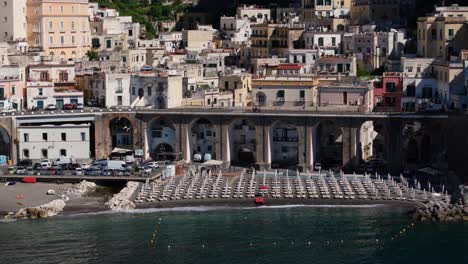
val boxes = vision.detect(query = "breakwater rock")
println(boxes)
[11,199,66,219]
[413,199,468,222]
[106,181,139,211]
[65,180,97,196]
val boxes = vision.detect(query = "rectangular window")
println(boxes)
[406,85,416,97]
[299,90,305,99]
[106,39,112,49]
[117,96,122,106]
[117,79,123,92]
[11,86,15,95]
[61,133,66,141]
[23,149,29,158]
[60,149,66,157]
[385,82,396,93]
[80,132,86,141]
[24,133,29,142]
[147,86,152,96]
[331,37,336,46]
[42,133,48,141]
[41,149,48,159]
[431,29,437,40]
[132,87,135,95]
[448,29,454,40]
[61,36,64,44]
[241,135,246,144]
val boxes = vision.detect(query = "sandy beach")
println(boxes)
[0,180,419,218]
[0,182,73,214]
[0,182,108,217]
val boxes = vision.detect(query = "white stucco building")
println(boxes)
[0,0,27,42]
[220,16,251,48]
[129,73,183,109]
[18,123,91,162]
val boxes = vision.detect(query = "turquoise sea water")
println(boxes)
[0,205,466,264]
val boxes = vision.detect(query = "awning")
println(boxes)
[202,160,224,166]
[111,147,133,154]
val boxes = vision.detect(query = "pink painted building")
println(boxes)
[0,66,26,110]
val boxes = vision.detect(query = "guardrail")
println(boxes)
[0,106,452,119]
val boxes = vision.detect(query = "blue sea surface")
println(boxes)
[0,205,466,264]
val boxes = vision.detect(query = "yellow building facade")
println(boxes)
[26,0,91,61]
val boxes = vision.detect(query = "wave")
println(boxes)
[66,204,387,217]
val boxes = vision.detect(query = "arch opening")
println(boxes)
[317,120,343,169]
[270,121,298,168]
[147,118,175,161]
[190,118,215,162]
[229,119,256,166]
[110,117,133,149]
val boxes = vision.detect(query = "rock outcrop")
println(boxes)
[12,199,66,219]
[65,180,97,196]
[106,181,139,211]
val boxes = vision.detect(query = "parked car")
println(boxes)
[33,163,42,170]
[141,166,153,174]
[81,163,90,169]
[85,167,102,176]
[7,166,16,175]
[36,169,51,176]
[63,104,74,110]
[40,159,52,168]
[102,169,113,176]
[74,168,84,176]
[116,168,131,176]
[44,104,56,110]
[143,161,159,169]
[75,103,84,109]
[25,167,34,175]
[16,166,26,175]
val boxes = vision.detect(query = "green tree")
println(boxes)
[86,50,98,61]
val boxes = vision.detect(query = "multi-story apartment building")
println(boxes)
[433,60,466,109]
[26,61,82,109]
[342,30,407,70]
[373,72,403,112]
[0,0,27,42]
[400,57,438,112]
[129,73,183,109]
[218,73,252,107]
[219,16,251,48]
[87,72,131,108]
[18,123,90,162]
[26,0,91,61]
[417,5,468,60]
[252,77,317,108]
[182,29,214,52]
[0,65,26,111]
[251,23,304,58]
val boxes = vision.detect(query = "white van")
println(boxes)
[93,160,126,170]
